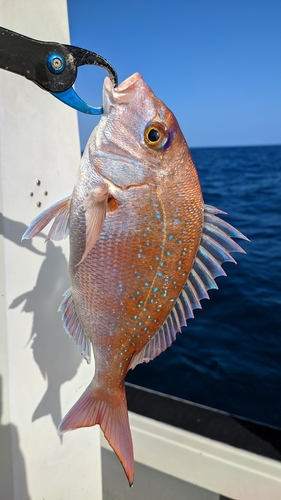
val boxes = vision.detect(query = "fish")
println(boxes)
[22,72,248,486]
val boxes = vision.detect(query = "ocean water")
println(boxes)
[126,145,281,429]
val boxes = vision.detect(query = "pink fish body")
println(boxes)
[23,73,248,485]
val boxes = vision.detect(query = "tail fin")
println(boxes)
[58,384,134,486]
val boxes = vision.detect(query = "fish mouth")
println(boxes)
[103,72,144,114]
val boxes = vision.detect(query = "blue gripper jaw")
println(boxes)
[51,87,103,115]
[0,27,118,115]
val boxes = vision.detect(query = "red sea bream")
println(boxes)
[23,73,248,485]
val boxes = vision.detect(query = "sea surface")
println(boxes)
[127,145,281,429]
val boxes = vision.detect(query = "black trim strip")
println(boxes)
[126,383,281,462]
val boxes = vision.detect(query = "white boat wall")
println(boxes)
[101,384,281,500]
[0,1,102,499]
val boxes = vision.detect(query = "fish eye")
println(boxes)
[144,123,168,149]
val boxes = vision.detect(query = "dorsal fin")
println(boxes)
[129,204,249,370]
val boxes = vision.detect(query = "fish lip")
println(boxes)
[115,72,143,92]
[103,73,144,113]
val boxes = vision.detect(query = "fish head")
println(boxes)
[86,73,194,190]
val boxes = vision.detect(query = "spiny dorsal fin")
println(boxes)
[22,196,70,241]
[130,204,249,369]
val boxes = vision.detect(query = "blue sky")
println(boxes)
[67,0,281,150]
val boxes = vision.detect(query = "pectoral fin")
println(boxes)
[78,186,109,265]
[22,196,70,241]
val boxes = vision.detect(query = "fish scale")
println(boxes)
[23,72,248,486]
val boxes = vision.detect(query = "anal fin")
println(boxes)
[59,288,91,363]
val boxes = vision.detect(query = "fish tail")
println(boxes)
[58,383,134,486]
